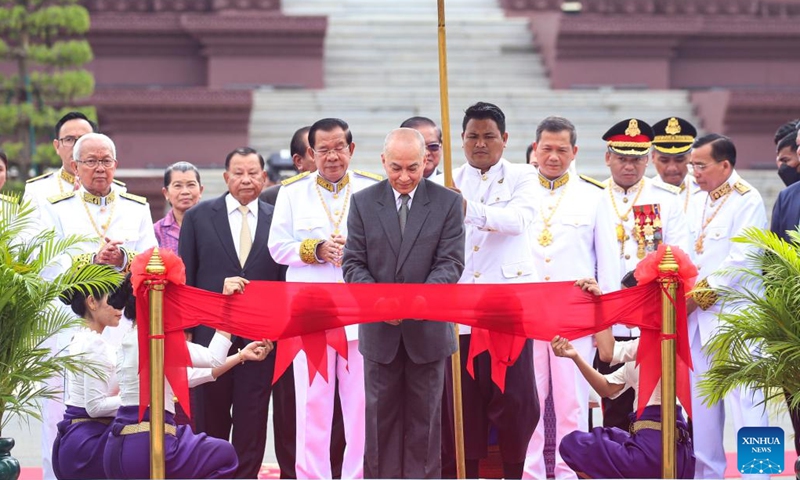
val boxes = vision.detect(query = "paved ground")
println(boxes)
[6,397,798,479]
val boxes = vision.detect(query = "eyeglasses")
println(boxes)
[77,158,117,169]
[691,161,725,172]
[58,136,83,147]
[313,144,350,157]
[426,143,442,152]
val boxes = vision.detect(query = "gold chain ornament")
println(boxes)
[608,179,644,257]
[537,182,570,247]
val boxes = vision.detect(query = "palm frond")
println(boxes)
[0,202,122,435]
[698,227,800,409]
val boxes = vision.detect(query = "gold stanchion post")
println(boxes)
[658,247,678,479]
[436,0,465,477]
[146,248,167,479]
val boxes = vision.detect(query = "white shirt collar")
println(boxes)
[226,193,259,216]
[392,184,419,208]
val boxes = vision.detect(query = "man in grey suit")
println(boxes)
[342,128,466,479]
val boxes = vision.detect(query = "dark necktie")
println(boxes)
[398,194,410,235]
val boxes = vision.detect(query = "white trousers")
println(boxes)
[691,328,769,480]
[294,340,365,479]
[523,336,592,479]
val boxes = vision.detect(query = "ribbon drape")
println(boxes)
[131,245,694,421]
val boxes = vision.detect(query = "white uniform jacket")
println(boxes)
[450,158,538,335]
[268,170,381,339]
[529,172,618,294]
[687,171,767,347]
[598,176,690,336]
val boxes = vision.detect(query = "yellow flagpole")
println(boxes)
[147,248,167,479]
[437,0,465,478]
[658,247,678,479]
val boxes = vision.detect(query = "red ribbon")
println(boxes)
[131,245,696,421]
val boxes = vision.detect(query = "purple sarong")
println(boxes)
[52,405,113,479]
[560,405,695,479]
[103,406,238,479]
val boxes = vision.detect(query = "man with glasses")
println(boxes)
[25,112,125,213]
[269,118,381,479]
[37,132,156,480]
[595,118,689,432]
[686,134,769,479]
[400,116,443,179]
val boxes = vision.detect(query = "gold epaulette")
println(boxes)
[280,171,311,186]
[733,180,751,195]
[113,179,127,187]
[26,172,54,183]
[579,174,606,189]
[353,170,383,182]
[653,182,681,195]
[120,192,147,205]
[48,192,75,204]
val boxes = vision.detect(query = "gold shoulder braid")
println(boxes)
[353,169,383,182]
[281,171,311,187]
[300,239,324,265]
[691,278,718,310]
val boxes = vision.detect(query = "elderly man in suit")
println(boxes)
[179,146,282,478]
[342,127,465,479]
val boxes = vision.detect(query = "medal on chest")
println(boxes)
[632,204,662,259]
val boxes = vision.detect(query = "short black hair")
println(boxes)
[774,120,800,145]
[535,116,577,147]
[400,116,443,142]
[694,133,737,167]
[525,143,534,163]
[462,102,506,135]
[308,118,352,150]
[225,147,265,170]
[290,126,311,158]
[54,111,98,139]
[777,133,798,153]
[163,161,201,188]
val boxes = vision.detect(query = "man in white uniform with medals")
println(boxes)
[269,118,381,479]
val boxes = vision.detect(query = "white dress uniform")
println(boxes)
[268,170,381,479]
[598,176,691,337]
[35,182,151,480]
[451,158,539,323]
[523,172,618,479]
[24,168,126,213]
[652,174,697,216]
[687,171,769,480]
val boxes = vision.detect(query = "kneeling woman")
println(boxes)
[52,277,127,479]
[103,276,271,479]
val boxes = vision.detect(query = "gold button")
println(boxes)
[334,210,340,216]
[517,270,523,276]
[622,197,628,203]
[544,275,551,281]
[337,280,344,283]
[482,175,488,181]
[625,254,630,260]
[545,257,551,263]
[473,245,480,252]
[550,191,556,196]
[474,272,481,278]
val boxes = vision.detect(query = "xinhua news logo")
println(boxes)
[737,426,784,475]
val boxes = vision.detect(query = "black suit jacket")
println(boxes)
[771,181,800,243]
[342,179,465,365]
[259,184,281,206]
[179,193,281,346]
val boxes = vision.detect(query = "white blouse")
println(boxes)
[64,328,121,417]
[117,327,232,413]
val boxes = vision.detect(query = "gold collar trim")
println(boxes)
[83,191,116,206]
[538,172,569,191]
[709,182,732,201]
[316,173,350,194]
[60,168,76,185]
[611,178,643,195]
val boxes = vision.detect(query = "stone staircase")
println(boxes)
[249,0,699,177]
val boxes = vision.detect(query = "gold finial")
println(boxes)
[146,247,167,275]
[658,246,679,273]
[665,117,681,136]
[625,119,641,137]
